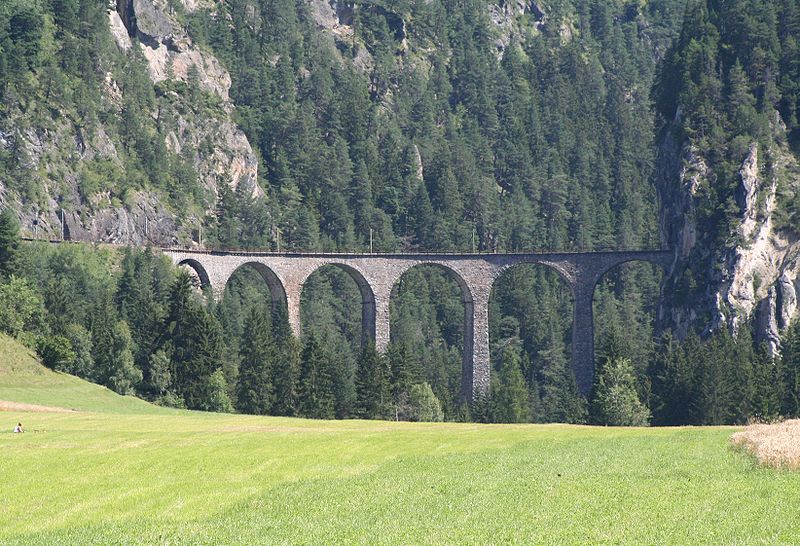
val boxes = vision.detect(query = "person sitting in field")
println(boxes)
[13,422,23,433]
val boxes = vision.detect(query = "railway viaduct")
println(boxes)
[163,248,674,400]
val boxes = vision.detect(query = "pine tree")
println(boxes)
[355,341,392,419]
[492,345,531,423]
[591,357,651,426]
[781,319,800,416]
[272,335,301,417]
[297,332,335,419]
[539,335,586,423]
[726,330,755,425]
[693,331,735,425]
[387,341,421,418]
[0,208,20,278]
[649,332,694,425]
[751,343,782,421]
[236,307,276,415]
[162,271,227,411]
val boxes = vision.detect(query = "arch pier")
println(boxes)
[168,249,674,400]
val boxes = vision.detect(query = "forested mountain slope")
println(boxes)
[2,0,800,424]
[1,0,684,251]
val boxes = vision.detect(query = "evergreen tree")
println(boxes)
[539,335,586,423]
[272,335,300,416]
[0,208,20,279]
[297,333,335,419]
[649,332,694,425]
[492,345,531,423]
[387,341,422,419]
[162,271,227,411]
[355,341,392,419]
[782,319,800,416]
[236,307,276,415]
[591,357,651,426]
[751,343,782,421]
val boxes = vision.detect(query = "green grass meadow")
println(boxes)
[2,335,799,544]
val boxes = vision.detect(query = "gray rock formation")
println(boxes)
[489,0,547,57]
[657,115,800,354]
[1,0,262,245]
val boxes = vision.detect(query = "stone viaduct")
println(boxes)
[162,248,674,400]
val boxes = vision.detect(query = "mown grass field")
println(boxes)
[2,335,799,544]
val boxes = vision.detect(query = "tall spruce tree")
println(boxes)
[272,335,301,417]
[539,335,586,424]
[0,208,20,278]
[236,307,276,415]
[355,341,392,419]
[297,332,335,419]
[492,344,531,423]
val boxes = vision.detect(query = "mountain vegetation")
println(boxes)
[1,0,800,424]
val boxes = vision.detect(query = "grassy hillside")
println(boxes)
[0,334,167,414]
[2,333,800,544]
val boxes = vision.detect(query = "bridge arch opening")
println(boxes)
[300,263,376,348]
[223,262,288,312]
[177,259,211,290]
[389,263,472,418]
[489,263,576,422]
[215,261,288,328]
[299,263,377,417]
[592,260,666,392]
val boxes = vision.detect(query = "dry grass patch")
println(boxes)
[0,400,76,413]
[731,419,800,469]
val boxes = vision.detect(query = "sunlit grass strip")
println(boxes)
[731,420,800,470]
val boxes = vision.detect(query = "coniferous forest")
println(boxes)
[1,0,800,424]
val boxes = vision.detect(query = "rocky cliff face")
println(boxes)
[1,0,260,246]
[110,0,263,221]
[657,114,800,353]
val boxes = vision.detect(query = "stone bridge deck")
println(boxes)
[165,248,674,400]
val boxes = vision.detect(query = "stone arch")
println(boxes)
[492,259,576,290]
[591,253,672,291]
[488,261,575,381]
[302,262,377,347]
[389,262,475,400]
[591,257,669,361]
[391,262,474,304]
[224,261,288,313]
[177,258,211,290]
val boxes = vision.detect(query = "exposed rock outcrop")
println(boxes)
[2,1,262,245]
[657,118,800,353]
[489,0,547,57]
[164,105,261,198]
[115,0,232,100]
[113,0,261,198]
[58,191,180,245]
